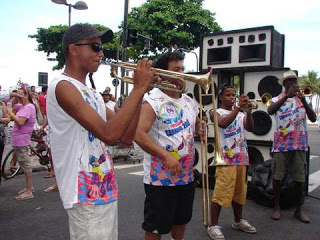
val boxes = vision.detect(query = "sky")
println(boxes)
[0,0,319,96]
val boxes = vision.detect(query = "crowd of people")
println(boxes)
[0,23,317,240]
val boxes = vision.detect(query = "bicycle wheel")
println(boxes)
[1,149,21,180]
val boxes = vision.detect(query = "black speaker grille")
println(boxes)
[207,144,214,153]
[252,111,272,135]
[258,75,282,97]
[193,83,218,105]
[247,146,264,176]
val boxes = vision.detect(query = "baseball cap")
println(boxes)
[62,23,113,56]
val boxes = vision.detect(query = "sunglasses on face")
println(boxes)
[75,42,103,52]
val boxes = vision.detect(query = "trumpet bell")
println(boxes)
[301,86,313,97]
[261,93,272,107]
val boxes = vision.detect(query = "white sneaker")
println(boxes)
[207,225,225,240]
[231,219,256,233]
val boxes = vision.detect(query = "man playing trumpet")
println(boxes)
[207,85,256,240]
[47,23,156,240]
[267,70,316,223]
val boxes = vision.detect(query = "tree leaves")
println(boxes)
[28,0,221,70]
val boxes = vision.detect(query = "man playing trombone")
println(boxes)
[134,51,203,240]
[267,70,316,223]
[207,84,256,240]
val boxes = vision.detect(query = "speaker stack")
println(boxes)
[200,25,285,70]
[191,25,292,179]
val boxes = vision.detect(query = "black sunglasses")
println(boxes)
[75,42,103,52]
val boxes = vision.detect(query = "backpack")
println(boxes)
[248,159,302,208]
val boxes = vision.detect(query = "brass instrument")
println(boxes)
[238,92,273,110]
[256,92,273,107]
[237,99,259,111]
[195,70,228,226]
[99,59,212,93]
[101,58,227,226]
[300,86,313,97]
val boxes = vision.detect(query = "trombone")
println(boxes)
[101,58,226,226]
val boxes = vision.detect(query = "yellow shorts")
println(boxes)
[212,165,247,207]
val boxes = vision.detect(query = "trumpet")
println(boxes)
[299,86,313,97]
[100,59,212,93]
[237,92,273,111]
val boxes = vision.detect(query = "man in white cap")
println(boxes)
[267,70,316,223]
[47,23,156,239]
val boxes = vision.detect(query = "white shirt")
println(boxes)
[47,75,117,209]
[105,101,116,112]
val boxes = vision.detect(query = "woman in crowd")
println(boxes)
[5,86,36,200]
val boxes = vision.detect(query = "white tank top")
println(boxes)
[47,75,117,209]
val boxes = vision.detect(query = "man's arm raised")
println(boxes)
[55,59,155,146]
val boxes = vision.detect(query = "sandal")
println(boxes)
[44,186,58,193]
[15,193,34,201]
[44,173,55,178]
[18,187,35,195]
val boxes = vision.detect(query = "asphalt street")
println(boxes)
[0,125,319,239]
[0,161,320,240]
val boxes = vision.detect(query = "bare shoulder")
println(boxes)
[55,80,85,110]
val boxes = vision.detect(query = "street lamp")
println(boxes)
[51,0,88,26]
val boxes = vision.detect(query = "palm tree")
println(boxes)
[299,70,320,115]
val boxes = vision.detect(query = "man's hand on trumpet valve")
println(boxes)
[286,84,299,98]
[238,94,249,109]
[132,59,157,93]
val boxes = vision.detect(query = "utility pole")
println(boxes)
[121,0,130,95]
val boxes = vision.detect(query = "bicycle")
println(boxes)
[1,130,51,180]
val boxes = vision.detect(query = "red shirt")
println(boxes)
[38,93,46,115]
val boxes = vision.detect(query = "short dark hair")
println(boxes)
[218,84,234,96]
[42,86,48,93]
[153,51,184,70]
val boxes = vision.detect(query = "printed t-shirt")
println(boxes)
[271,95,308,152]
[217,108,249,165]
[143,88,199,186]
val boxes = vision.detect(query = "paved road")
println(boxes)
[0,125,319,239]
[1,162,320,240]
